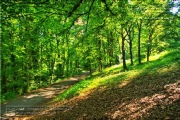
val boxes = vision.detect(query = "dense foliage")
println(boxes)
[1,0,180,102]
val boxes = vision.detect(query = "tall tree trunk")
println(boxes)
[137,19,142,64]
[117,37,121,64]
[98,38,102,71]
[147,31,153,62]
[107,32,114,66]
[121,31,127,71]
[107,34,111,66]
[129,41,133,65]
[56,35,64,77]
[49,41,56,84]
[24,44,30,87]
[66,34,70,77]
[49,57,56,84]
[88,51,92,75]
[126,24,134,66]
[147,45,150,62]
[110,32,114,65]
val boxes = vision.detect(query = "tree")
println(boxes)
[1,0,179,100]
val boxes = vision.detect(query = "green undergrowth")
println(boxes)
[54,49,180,102]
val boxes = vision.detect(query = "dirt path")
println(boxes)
[1,71,90,119]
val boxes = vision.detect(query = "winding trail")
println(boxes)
[1,71,90,119]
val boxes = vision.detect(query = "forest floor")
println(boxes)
[1,71,90,120]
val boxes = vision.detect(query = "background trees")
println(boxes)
[1,0,179,102]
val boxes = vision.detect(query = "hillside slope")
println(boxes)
[20,50,180,119]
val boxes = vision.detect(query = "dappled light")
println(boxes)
[118,80,131,88]
[148,51,168,61]
[111,81,180,119]
[1,0,180,119]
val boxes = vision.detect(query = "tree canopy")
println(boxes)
[1,0,180,101]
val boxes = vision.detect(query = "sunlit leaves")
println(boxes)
[1,0,179,103]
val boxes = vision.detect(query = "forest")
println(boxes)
[1,0,180,113]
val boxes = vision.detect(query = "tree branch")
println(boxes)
[85,0,95,32]
[68,0,83,17]
[101,0,115,16]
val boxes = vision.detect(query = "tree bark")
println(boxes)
[121,30,127,71]
[137,19,142,64]
[129,40,133,65]
[147,30,153,62]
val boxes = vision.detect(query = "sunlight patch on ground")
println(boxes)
[69,78,78,81]
[79,73,122,94]
[103,64,121,72]
[24,94,39,98]
[140,51,168,63]
[150,51,168,61]
[77,89,95,101]
[126,70,141,78]
[158,62,178,74]
[118,80,131,88]
[92,64,121,76]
